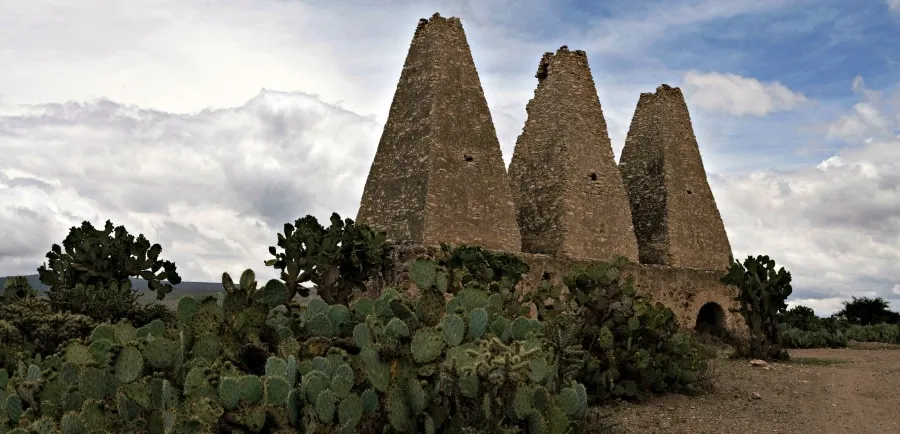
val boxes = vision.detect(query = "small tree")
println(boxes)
[265,213,392,306]
[720,255,792,361]
[778,305,820,331]
[37,220,181,319]
[833,296,900,326]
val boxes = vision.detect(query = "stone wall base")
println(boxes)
[368,244,748,340]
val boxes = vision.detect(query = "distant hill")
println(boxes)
[0,274,223,294]
[0,274,317,300]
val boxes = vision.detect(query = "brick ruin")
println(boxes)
[357,13,745,337]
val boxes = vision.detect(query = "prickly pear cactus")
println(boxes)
[0,269,309,433]
[721,254,792,360]
[551,258,712,402]
[3,244,626,434]
[281,251,588,433]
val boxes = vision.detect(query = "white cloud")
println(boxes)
[712,77,900,317]
[681,71,810,116]
[889,0,900,13]
[0,0,416,117]
[826,76,895,142]
[0,91,380,281]
[787,298,846,317]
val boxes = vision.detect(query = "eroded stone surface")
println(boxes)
[619,84,733,270]
[356,13,521,252]
[508,46,639,262]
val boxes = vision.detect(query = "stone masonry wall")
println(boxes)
[508,46,639,262]
[356,13,522,252]
[378,245,748,338]
[619,85,733,270]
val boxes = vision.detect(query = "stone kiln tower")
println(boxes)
[618,85,732,270]
[508,46,639,261]
[356,13,522,251]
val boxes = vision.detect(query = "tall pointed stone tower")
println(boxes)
[356,13,521,252]
[507,46,639,261]
[618,84,732,270]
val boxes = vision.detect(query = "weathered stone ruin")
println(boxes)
[356,13,744,337]
[619,85,733,270]
[356,13,522,252]
[508,46,640,262]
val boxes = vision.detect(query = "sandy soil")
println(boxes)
[589,343,900,434]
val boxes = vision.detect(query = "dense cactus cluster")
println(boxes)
[0,259,590,433]
[0,269,306,433]
[37,220,182,300]
[524,257,712,402]
[0,213,727,433]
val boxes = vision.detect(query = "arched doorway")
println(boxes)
[694,302,727,338]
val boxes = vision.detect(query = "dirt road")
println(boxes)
[592,343,900,434]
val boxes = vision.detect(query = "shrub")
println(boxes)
[844,323,900,344]
[126,301,177,327]
[780,325,847,349]
[0,277,37,305]
[776,304,900,348]
[0,297,96,370]
[778,305,820,331]
[537,257,712,402]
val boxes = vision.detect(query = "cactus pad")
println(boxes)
[410,329,445,364]
[113,345,144,384]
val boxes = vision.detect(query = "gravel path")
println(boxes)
[591,343,900,434]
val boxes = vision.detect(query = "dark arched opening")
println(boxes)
[694,302,727,338]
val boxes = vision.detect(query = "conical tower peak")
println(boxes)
[356,14,521,251]
[619,84,733,270]
[508,47,639,261]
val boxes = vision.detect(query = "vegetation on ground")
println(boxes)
[778,298,900,349]
[0,211,880,432]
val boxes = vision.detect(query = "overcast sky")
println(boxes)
[1,0,899,316]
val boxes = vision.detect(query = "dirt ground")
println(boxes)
[590,342,900,434]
